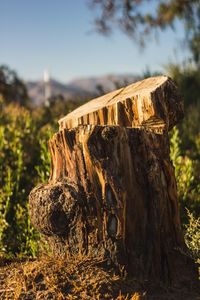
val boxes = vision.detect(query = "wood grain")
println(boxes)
[59,76,183,133]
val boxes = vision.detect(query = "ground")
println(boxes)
[0,256,199,300]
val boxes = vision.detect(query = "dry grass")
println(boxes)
[0,255,145,300]
[0,255,199,300]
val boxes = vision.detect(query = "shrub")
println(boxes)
[170,126,200,223]
[184,209,200,260]
[0,102,53,257]
[184,209,200,276]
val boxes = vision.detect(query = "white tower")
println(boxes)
[43,70,51,106]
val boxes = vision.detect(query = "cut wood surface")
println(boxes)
[59,76,183,133]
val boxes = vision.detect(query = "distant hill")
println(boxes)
[26,74,140,106]
[26,79,88,106]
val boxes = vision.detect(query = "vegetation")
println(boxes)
[0,65,29,107]
[0,255,182,299]
[90,0,200,65]
[170,125,200,267]
[0,100,48,257]
[166,64,200,267]
[0,79,82,257]
[185,209,200,262]
[2,254,197,299]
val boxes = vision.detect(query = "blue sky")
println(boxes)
[0,0,188,82]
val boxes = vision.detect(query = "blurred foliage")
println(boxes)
[167,63,199,216]
[0,101,40,256]
[0,65,29,107]
[0,93,83,257]
[166,63,200,107]
[170,126,200,223]
[90,0,200,65]
[167,63,200,267]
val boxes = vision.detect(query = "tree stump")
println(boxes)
[29,76,198,285]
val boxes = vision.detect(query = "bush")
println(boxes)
[184,210,200,276]
[166,63,200,107]
[170,126,200,223]
[0,101,53,257]
[0,92,84,257]
[184,209,200,260]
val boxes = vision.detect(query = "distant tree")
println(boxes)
[89,0,200,65]
[0,65,29,106]
[166,63,200,106]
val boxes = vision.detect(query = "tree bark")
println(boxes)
[29,76,198,285]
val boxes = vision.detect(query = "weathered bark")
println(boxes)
[29,76,198,285]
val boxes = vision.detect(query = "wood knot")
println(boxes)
[29,181,80,235]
